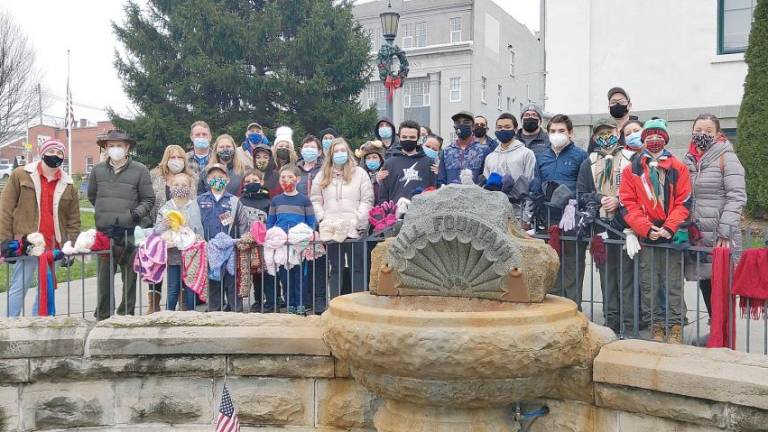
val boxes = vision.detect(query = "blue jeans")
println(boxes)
[8,258,39,317]
[165,265,196,311]
[278,265,307,308]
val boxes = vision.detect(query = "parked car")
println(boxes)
[0,163,12,179]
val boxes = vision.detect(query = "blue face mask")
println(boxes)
[247,133,262,145]
[193,137,210,149]
[301,147,319,162]
[366,159,381,171]
[423,147,439,160]
[332,152,348,166]
[495,130,515,144]
[455,124,472,139]
[322,139,333,151]
[626,131,643,150]
[378,127,393,139]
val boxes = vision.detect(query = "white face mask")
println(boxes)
[167,159,184,174]
[549,133,569,150]
[108,146,127,161]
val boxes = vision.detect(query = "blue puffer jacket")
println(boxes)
[531,143,587,195]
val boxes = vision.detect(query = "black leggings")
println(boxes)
[698,279,713,317]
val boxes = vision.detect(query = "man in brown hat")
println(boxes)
[88,129,155,320]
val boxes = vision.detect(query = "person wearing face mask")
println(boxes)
[683,114,746,319]
[607,87,639,145]
[318,127,339,156]
[483,113,535,221]
[0,139,81,317]
[379,120,435,205]
[311,138,374,297]
[237,122,269,168]
[296,135,324,196]
[152,173,204,311]
[186,120,213,192]
[373,118,401,159]
[251,143,281,198]
[88,129,155,320]
[272,126,299,172]
[146,144,193,313]
[528,115,588,306]
[516,104,551,157]
[422,135,442,176]
[473,115,499,150]
[356,140,387,205]
[576,118,636,333]
[437,111,492,186]
[622,120,645,154]
[207,134,247,195]
[619,118,692,343]
[197,163,250,312]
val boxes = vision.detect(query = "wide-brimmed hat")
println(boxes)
[96,129,136,148]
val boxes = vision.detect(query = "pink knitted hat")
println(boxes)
[39,139,66,157]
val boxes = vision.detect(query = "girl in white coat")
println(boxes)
[311,138,374,297]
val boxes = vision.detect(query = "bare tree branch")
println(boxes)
[0,11,43,144]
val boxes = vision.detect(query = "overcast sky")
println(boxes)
[1,0,541,124]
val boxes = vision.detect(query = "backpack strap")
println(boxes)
[719,153,725,175]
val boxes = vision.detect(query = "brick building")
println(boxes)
[0,119,114,176]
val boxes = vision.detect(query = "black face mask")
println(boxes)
[400,139,418,152]
[276,148,290,161]
[609,103,629,119]
[522,118,539,133]
[473,127,487,138]
[455,124,472,139]
[243,182,268,197]
[42,155,63,168]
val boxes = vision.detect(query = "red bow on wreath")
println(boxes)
[385,75,402,101]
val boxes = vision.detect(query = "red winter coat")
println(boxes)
[618,150,691,239]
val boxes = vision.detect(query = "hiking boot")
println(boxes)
[651,324,665,342]
[147,292,161,314]
[667,324,683,344]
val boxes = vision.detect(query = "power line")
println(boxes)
[47,94,109,112]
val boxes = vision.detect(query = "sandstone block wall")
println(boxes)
[1,313,767,431]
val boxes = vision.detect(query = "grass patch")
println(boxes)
[0,210,98,293]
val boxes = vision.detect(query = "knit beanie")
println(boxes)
[274,126,294,147]
[641,118,670,143]
[39,139,66,157]
[520,104,543,121]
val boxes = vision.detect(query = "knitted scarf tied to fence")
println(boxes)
[733,247,768,320]
[707,247,736,349]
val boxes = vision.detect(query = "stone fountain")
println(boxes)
[322,185,614,432]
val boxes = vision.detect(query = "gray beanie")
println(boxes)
[520,104,543,121]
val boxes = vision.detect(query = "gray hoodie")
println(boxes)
[482,139,536,182]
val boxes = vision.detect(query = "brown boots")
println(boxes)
[651,323,683,344]
[147,292,161,314]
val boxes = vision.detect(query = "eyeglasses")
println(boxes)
[609,99,628,106]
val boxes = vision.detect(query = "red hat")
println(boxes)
[39,139,66,157]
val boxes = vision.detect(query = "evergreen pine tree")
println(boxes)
[110,0,376,165]
[736,0,768,216]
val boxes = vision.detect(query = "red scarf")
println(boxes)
[37,250,57,316]
[733,248,768,320]
[707,247,735,349]
[548,225,561,256]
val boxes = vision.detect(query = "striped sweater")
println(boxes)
[266,192,316,233]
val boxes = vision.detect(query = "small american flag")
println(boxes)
[216,384,240,432]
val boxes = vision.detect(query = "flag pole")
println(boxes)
[66,49,72,176]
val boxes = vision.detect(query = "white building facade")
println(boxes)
[353,0,544,141]
[545,0,756,154]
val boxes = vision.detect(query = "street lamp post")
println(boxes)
[378,0,408,122]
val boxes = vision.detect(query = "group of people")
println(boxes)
[0,86,747,343]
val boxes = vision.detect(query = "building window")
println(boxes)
[507,96,512,111]
[402,22,427,48]
[368,28,382,51]
[497,85,503,111]
[480,77,487,104]
[508,47,515,77]
[404,79,430,108]
[449,78,461,103]
[86,156,94,173]
[450,17,462,43]
[719,0,757,54]
[366,82,387,118]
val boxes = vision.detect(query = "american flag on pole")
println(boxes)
[216,384,240,432]
[65,73,75,136]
